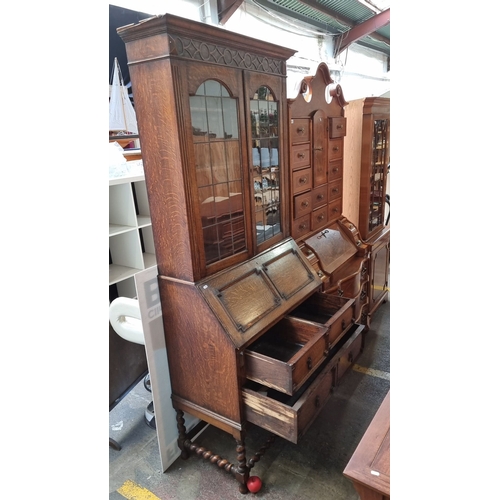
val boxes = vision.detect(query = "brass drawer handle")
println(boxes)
[297,152,305,159]
[331,187,339,194]
[313,147,323,151]
[316,194,324,201]
[332,146,339,152]
[337,124,343,129]
[331,167,339,174]
[317,214,325,221]
[297,126,305,133]
[299,177,308,184]
[331,207,339,213]
[301,201,309,207]
[307,356,313,370]
[299,223,307,230]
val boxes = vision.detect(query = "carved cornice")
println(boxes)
[168,34,287,75]
[117,13,294,75]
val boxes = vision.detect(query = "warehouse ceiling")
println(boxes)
[218,0,390,57]
[110,1,390,87]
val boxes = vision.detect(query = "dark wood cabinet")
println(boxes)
[118,14,294,283]
[344,97,390,241]
[367,226,390,323]
[118,14,367,493]
[287,63,348,241]
[287,66,371,326]
[344,97,390,325]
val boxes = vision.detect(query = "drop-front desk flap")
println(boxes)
[303,223,358,275]
[197,237,322,350]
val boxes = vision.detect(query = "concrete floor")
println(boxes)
[109,299,390,499]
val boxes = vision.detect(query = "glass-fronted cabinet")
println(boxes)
[368,118,389,234]
[190,80,246,266]
[250,86,281,245]
[118,13,295,283]
[358,98,390,241]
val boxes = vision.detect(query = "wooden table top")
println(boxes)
[343,390,390,497]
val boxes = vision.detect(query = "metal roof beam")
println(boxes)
[296,0,389,45]
[250,0,338,33]
[297,0,354,28]
[337,8,390,53]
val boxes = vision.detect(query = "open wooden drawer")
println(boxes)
[244,316,329,396]
[287,292,356,350]
[242,323,364,443]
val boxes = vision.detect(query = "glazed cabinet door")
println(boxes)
[245,72,288,253]
[186,63,253,276]
[367,118,389,235]
[359,110,390,241]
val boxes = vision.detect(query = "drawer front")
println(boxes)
[311,206,328,231]
[244,317,328,395]
[359,302,370,326]
[243,323,364,444]
[327,304,354,349]
[313,157,327,187]
[290,118,310,143]
[292,168,312,194]
[243,358,335,444]
[328,180,343,202]
[311,185,328,210]
[294,192,313,219]
[287,292,356,351]
[328,160,343,181]
[337,272,361,298]
[336,329,364,381]
[328,200,342,221]
[292,214,310,239]
[329,117,347,139]
[291,144,311,170]
[328,138,343,161]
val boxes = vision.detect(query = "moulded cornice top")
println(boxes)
[117,12,297,61]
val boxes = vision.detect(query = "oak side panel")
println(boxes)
[158,277,242,424]
[127,56,198,281]
[343,98,364,227]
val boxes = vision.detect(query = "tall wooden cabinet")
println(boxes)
[118,13,366,494]
[288,64,371,326]
[344,97,390,325]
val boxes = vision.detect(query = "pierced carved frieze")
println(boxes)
[169,34,287,75]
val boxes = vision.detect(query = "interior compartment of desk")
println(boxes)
[245,316,328,395]
[243,323,364,443]
[287,292,356,349]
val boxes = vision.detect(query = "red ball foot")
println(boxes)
[247,476,262,493]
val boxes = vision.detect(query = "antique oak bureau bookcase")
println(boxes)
[118,14,366,493]
[344,97,390,326]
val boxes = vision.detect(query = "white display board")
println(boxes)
[134,266,200,471]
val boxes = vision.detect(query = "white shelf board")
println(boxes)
[109,223,137,237]
[109,172,145,186]
[137,215,152,228]
[109,263,142,285]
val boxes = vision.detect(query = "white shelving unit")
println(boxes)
[109,172,156,298]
